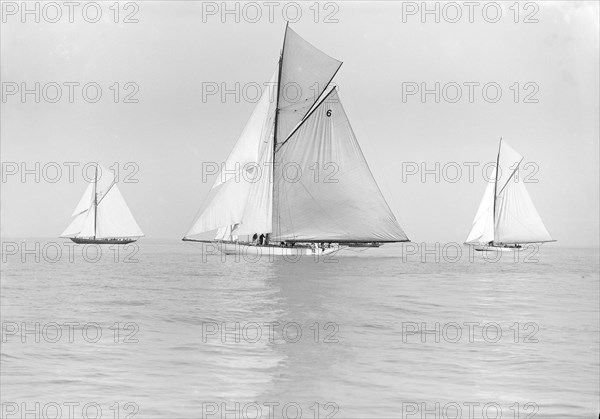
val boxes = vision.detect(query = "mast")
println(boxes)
[274,21,288,150]
[93,163,98,239]
[492,137,502,243]
[272,21,288,239]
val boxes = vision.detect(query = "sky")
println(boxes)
[1,1,599,246]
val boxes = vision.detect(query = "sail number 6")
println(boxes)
[326,109,332,117]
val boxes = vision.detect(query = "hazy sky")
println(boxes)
[1,1,598,246]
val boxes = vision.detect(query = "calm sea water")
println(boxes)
[1,240,598,419]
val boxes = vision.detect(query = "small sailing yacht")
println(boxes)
[61,163,144,244]
[465,139,555,251]
[183,24,409,256]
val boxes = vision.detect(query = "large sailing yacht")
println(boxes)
[465,139,555,251]
[61,163,144,244]
[183,24,409,256]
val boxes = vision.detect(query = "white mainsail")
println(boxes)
[465,141,553,245]
[61,164,144,239]
[272,89,408,242]
[184,25,408,244]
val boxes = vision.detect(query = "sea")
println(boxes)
[1,239,598,419]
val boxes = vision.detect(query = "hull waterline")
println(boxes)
[69,237,137,245]
[473,245,522,252]
[188,241,340,257]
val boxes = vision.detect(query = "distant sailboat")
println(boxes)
[465,139,555,251]
[183,24,409,256]
[61,163,144,244]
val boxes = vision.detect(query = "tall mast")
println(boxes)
[272,21,288,239]
[492,137,502,243]
[274,21,288,151]
[93,163,98,239]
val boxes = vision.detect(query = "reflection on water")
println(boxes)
[1,240,598,418]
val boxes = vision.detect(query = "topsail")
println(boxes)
[276,26,342,143]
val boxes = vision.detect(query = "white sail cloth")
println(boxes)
[61,164,144,239]
[494,170,553,244]
[464,174,495,244]
[276,26,342,143]
[465,142,552,244]
[271,89,408,242]
[185,71,277,239]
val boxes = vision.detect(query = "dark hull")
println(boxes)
[474,244,521,252]
[70,237,136,245]
[346,242,382,248]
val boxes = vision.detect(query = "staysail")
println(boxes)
[465,141,553,245]
[61,164,144,239]
[185,25,408,244]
